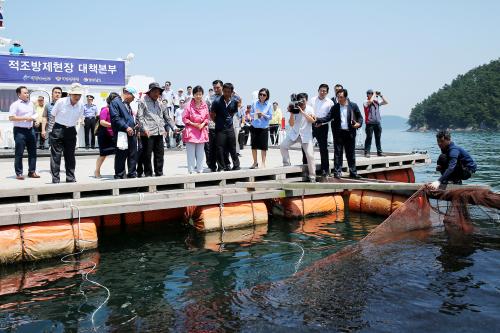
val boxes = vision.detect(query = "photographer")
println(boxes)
[315,89,363,179]
[280,93,317,182]
[363,89,388,157]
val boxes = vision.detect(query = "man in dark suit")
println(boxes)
[110,86,138,179]
[210,82,240,171]
[315,89,363,179]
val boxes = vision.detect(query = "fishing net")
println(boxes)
[364,186,500,244]
[300,186,500,274]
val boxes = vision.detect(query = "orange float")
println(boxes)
[349,190,408,217]
[272,194,344,218]
[186,201,268,232]
[0,218,98,264]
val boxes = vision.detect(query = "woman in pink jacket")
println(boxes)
[182,85,209,173]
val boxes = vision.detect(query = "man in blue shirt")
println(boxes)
[210,82,240,171]
[429,130,477,189]
[9,41,24,55]
[83,95,98,149]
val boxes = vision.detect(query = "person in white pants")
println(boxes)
[280,93,317,182]
[182,86,210,173]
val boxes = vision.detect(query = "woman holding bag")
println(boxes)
[182,85,209,173]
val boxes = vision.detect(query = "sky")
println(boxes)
[3,0,499,118]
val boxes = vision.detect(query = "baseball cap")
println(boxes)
[366,89,374,94]
[124,86,138,98]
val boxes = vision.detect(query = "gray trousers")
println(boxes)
[186,142,205,173]
[280,135,316,179]
[234,126,241,154]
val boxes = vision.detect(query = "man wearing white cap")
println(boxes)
[110,86,139,179]
[47,83,85,183]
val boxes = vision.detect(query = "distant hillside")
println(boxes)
[408,58,500,131]
[381,115,409,130]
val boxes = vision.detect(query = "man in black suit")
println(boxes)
[110,86,138,179]
[315,89,363,179]
[210,82,240,171]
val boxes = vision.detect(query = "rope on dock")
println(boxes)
[250,193,255,226]
[15,206,27,261]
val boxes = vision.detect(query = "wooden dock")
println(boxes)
[0,148,430,225]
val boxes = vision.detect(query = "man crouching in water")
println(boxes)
[429,130,477,190]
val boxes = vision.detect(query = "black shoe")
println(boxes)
[349,174,362,179]
[377,153,386,157]
[85,146,90,150]
[232,166,241,171]
[210,168,217,172]
[66,179,76,183]
[223,168,231,172]
[91,146,95,149]
[52,179,60,184]
[333,173,341,179]
[321,171,328,178]
[127,174,137,179]
[114,175,123,179]
[364,152,371,158]
[155,173,163,177]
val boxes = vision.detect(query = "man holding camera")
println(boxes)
[280,93,317,182]
[363,89,388,157]
[315,89,363,179]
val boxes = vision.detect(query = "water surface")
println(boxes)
[1,131,499,332]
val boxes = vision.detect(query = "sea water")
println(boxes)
[0,130,499,332]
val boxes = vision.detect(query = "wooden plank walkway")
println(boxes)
[0,149,430,225]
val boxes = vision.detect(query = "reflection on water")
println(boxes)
[2,210,498,332]
[0,131,499,332]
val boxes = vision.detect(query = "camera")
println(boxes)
[375,91,381,96]
[288,94,303,114]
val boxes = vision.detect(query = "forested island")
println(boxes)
[408,58,499,131]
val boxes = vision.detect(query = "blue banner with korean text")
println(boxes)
[0,54,126,86]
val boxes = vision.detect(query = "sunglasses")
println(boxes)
[259,93,267,97]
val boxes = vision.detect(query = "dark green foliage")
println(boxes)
[408,59,500,130]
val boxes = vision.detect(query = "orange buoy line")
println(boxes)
[0,168,417,264]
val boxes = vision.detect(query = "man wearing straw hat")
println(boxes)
[47,83,85,183]
[137,82,176,177]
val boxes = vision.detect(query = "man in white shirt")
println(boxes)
[174,88,185,110]
[185,86,193,104]
[280,93,317,182]
[8,86,39,180]
[162,81,175,148]
[47,83,85,183]
[311,84,334,177]
[173,99,185,148]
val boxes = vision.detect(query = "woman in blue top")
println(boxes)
[250,88,273,169]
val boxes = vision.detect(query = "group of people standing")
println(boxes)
[8,80,391,183]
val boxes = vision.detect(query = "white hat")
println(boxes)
[68,83,85,95]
